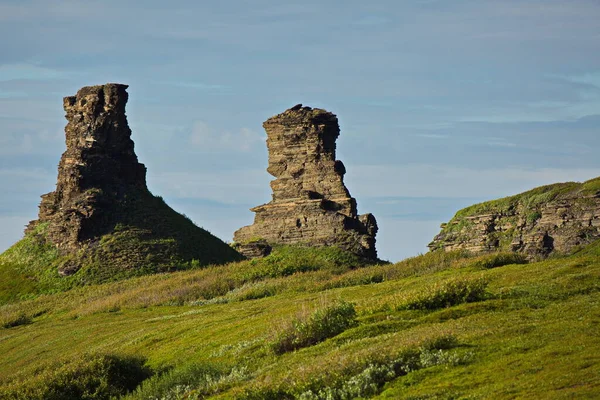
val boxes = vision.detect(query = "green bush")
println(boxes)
[272,301,358,354]
[239,246,365,281]
[470,252,528,270]
[0,353,151,400]
[123,363,249,400]
[246,337,468,400]
[419,334,460,351]
[1,312,32,328]
[399,277,489,310]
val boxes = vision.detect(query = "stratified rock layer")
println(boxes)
[27,83,241,275]
[428,178,600,257]
[234,104,378,259]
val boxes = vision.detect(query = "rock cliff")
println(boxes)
[233,104,378,259]
[26,83,241,276]
[429,178,600,257]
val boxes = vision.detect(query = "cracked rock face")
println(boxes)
[28,83,147,250]
[428,179,600,258]
[234,104,378,259]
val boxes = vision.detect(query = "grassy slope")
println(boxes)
[0,194,242,302]
[1,243,599,399]
[454,176,600,219]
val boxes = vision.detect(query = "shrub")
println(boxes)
[0,353,151,400]
[470,252,528,270]
[255,337,468,400]
[319,269,385,290]
[230,282,279,301]
[419,334,460,351]
[123,363,249,400]
[272,301,358,354]
[399,277,489,310]
[239,246,365,281]
[1,312,32,328]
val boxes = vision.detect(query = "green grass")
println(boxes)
[0,242,599,398]
[432,177,600,252]
[0,353,151,400]
[452,180,583,220]
[271,300,358,354]
[0,193,243,295]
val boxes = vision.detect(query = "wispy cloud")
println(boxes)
[346,164,600,199]
[149,169,270,205]
[414,133,448,139]
[0,64,65,82]
[189,121,264,153]
[157,80,229,91]
[0,216,30,252]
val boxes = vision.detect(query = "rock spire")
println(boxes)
[26,83,241,275]
[234,104,378,259]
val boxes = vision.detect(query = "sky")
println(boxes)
[1,0,600,261]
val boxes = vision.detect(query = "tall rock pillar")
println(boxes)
[26,83,241,276]
[234,104,378,259]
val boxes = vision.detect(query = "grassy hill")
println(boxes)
[1,242,598,399]
[429,177,600,255]
[0,192,243,304]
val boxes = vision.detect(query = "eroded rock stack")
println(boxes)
[27,83,241,275]
[428,178,600,258]
[28,84,147,249]
[234,104,378,259]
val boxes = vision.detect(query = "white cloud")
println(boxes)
[376,219,442,262]
[0,64,65,82]
[0,127,63,156]
[189,121,264,152]
[0,216,29,253]
[148,168,271,205]
[345,164,600,200]
[563,71,600,89]
[157,80,228,91]
[414,133,448,139]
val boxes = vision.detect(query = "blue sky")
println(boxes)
[1,0,600,261]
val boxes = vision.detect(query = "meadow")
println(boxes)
[0,243,599,399]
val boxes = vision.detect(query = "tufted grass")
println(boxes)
[0,242,599,398]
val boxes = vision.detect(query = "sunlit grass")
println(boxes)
[1,242,599,398]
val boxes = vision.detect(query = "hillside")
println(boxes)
[0,83,242,299]
[429,177,600,257]
[1,85,598,399]
[1,242,598,399]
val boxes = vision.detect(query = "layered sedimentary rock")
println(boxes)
[28,84,147,249]
[429,178,600,257]
[26,83,241,275]
[234,104,378,259]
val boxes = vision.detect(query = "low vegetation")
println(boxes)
[397,276,489,310]
[271,300,358,354]
[0,353,150,400]
[1,241,599,398]
[0,193,243,296]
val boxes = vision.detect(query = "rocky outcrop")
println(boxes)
[28,84,147,250]
[233,104,377,259]
[429,178,600,257]
[26,83,241,275]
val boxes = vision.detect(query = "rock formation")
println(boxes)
[26,83,241,275]
[429,178,600,257]
[233,104,378,259]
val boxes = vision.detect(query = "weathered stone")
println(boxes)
[28,84,147,250]
[26,83,241,274]
[428,179,600,258]
[234,105,378,259]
